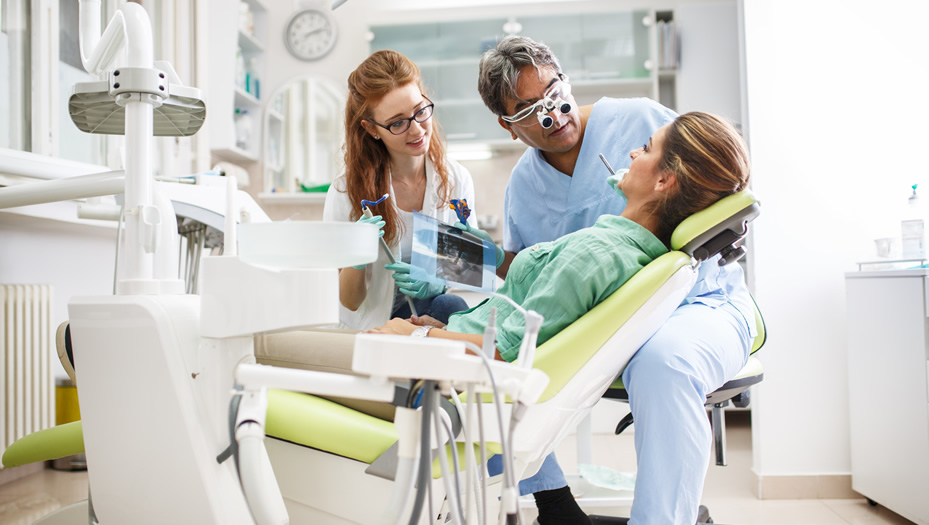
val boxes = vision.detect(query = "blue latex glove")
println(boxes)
[352,214,385,270]
[454,221,504,268]
[385,261,444,300]
[606,168,629,204]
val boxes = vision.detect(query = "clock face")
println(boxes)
[285,9,337,61]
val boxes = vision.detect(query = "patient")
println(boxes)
[363,111,750,360]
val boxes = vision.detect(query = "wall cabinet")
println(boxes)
[369,10,670,147]
[845,269,929,525]
[208,0,267,164]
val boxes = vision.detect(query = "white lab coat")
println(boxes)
[323,156,476,330]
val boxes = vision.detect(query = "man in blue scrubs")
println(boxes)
[475,36,756,525]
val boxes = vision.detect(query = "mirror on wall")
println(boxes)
[264,75,346,194]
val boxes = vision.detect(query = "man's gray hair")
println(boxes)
[477,36,562,117]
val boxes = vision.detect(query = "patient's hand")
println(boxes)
[367,318,417,336]
[410,315,446,329]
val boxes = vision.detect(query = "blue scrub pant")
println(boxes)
[391,293,469,326]
[516,301,751,525]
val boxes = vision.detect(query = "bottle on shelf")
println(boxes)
[901,184,926,260]
[238,2,253,35]
[245,57,260,99]
[235,46,246,91]
[234,109,252,150]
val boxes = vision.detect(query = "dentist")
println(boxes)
[474,36,757,525]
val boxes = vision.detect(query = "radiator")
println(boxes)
[0,284,55,459]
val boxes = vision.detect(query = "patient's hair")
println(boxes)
[654,112,751,245]
[477,36,562,117]
[342,50,450,245]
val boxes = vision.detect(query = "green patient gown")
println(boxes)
[446,215,668,362]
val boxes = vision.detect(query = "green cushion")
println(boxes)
[266,389,397,464]
[267,390,502,474]
[1,421,85,468]
[671,190,757,251]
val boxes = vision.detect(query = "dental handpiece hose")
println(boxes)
[362,206,418,317]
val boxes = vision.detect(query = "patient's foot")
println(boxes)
[533,485,592,525]
[56,321,76,385]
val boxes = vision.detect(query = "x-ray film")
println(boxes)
[410,211,497,293]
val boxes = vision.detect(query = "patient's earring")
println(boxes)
[374,135,380,140]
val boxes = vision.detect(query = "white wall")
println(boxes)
[743,0,929,485]
[0,207,117,379]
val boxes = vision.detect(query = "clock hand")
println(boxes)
[303,25,329,37]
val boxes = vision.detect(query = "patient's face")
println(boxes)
[623,125,668,200]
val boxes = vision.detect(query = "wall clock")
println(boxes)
[284,9,338,61]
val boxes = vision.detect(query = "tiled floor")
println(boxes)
[0,412,915,524]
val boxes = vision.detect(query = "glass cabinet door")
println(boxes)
[370,10,656,145]
[369,23,440,62]
[581,10,652,80]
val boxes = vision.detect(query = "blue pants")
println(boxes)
[517,301,751,525]
[391,293,469,325]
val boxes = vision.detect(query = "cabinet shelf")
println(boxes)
[238,30,264,53]
[234,86,260,107]
[214,146,259,163]
[209,0,267,165]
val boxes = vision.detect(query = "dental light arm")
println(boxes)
[80,0,153,73]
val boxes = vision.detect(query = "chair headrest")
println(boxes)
[670,190,760,264]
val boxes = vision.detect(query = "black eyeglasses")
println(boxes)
[368,96,435,135]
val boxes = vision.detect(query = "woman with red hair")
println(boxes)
[324,50,477,330]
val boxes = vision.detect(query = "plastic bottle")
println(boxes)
[245,57,260,99]
[901,184,925,260]
[234,109,251,150]
[238,2,252,35]
[235,46,246,91]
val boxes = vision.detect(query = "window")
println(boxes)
[0,0,31,151]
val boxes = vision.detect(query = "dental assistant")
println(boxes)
[324,50,474,330]
[476,36,757,525]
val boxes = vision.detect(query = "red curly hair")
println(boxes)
[342,50,451,245]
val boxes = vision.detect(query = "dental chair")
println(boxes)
[239,190,763,524]
[1,190,761,525]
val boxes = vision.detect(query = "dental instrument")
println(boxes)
[449,198,472,226]
[601,153,629,203]
[599,152,617,176]
[362,193,418,317]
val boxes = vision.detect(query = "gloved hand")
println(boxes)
[352,214,386,270]
[385,261,445,300]
[606,168,629,203]
[454,222,505,268]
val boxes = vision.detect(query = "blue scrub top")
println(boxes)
[503,97,677,253]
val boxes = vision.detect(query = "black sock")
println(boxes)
[533,486,591,525]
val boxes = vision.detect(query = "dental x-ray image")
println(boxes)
[410,212,497,293]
